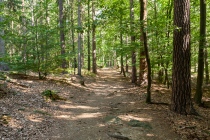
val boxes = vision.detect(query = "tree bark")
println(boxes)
[126,36,129,73]
[92,0,97,74]
[164,0,173,88]
[77,0,82,76]
[194,0,206,105]
[0,0,4,57]
[130,0,137,84]
[119,9,125,77]
[58,0,66,69]
[171,0,195,115]
[140,0,151,103]
[139,0,147,86]
[87,0,91,71]
[21,0,27,74]
[204,48,209,84]
[70,0,76,75]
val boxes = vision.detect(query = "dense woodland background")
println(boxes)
[0,0,209,114]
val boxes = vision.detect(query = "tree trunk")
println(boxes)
[164,0,173,88]
[204,48,209,84]
[120,22,125,77]
[77,0,82,76]
[87,0,91,71]
[21,0,27,74]
[92,0,97,74]
[139,0,147,86]
[130,0,137,84]
[154,0,163,83]
[194,0,206,105]
[171,0,195,115]
[58,0,66,69]
[44,0,49,76]
[81,5,84,68]
[70,0,76,75]
[0,0,4,57]
[126,36,129,73]
[140,0,151,103]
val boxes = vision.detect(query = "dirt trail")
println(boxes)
[35,68,180,140]
[0,68,181,140]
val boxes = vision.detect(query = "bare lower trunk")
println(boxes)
[171,0,195,115]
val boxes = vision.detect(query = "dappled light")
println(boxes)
[71,112,103,120]
[0,0,209,138]
[28,116,44,123]
[55,115,71,119]
[0,68,209,139]
[59,104,99,110]
[146,133,155,137]
[118,114,152,122]
[3,116,22,129]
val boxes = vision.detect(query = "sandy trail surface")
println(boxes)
[0,68,180,140]
[38,68,180,140]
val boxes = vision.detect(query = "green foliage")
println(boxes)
[42,90,58,101]
[1,0,207,84]
[0,72,7,80]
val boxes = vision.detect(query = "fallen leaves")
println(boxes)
[0,70,209,140]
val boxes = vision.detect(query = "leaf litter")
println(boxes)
[0,69,209,140]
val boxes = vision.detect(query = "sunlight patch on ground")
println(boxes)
[89,83,108,88]
[72,112,102,120]
[129,102,135,104]
[146,133,155,137]
[140,107,153,110]
[64,101,72,104]
[59,104,99,110]
[55,115,70,119]
[2,115,22,129]
[28,116,44,123]
[98,123,106,127]
[26,80,34,83]
[118,114,152,122]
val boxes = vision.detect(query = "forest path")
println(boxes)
[37,68,180,140]
[0,68,181,140]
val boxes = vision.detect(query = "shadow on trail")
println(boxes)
[35,68,180,140]
[0,68,181,140]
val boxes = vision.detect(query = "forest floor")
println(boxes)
[0,68,210,140]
